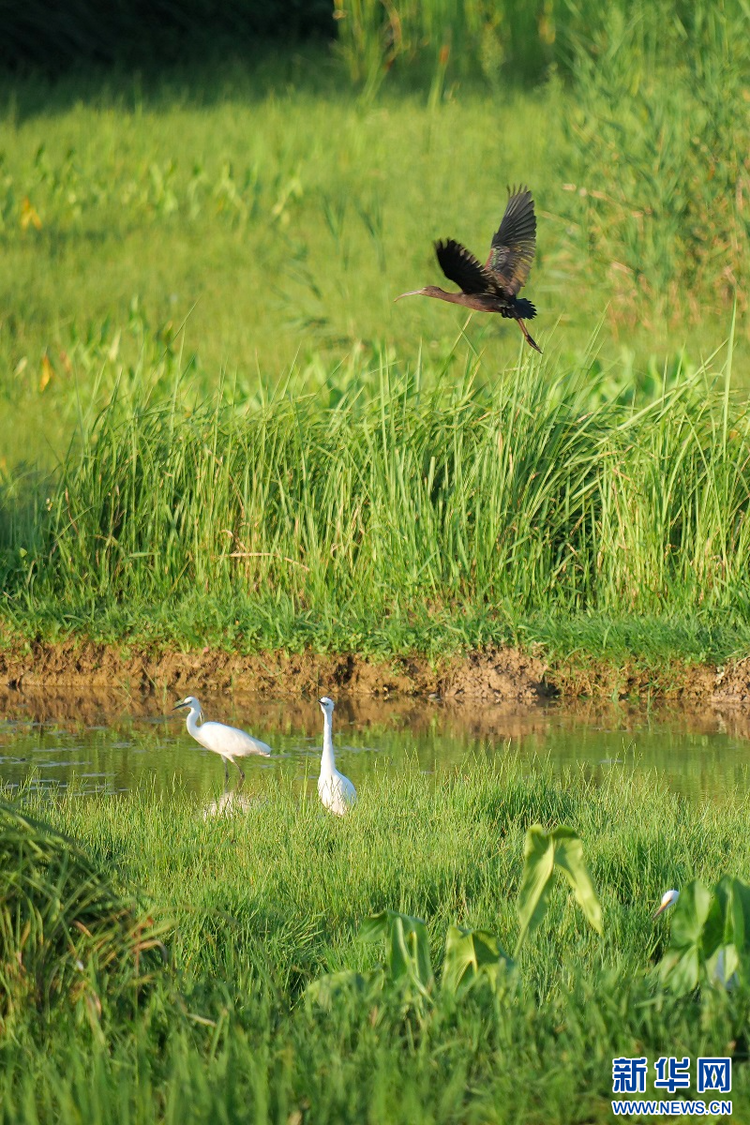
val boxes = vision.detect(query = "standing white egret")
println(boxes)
[172,696,272,781]
[317,696,357,816]
[653,888,736,988]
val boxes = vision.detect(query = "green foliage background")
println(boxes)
[2,11,750,1118]
[1,0,749,655]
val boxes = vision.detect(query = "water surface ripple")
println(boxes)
[0,688,748,803]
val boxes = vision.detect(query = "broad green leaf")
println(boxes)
[714,876,750,956]
[305,968,381,1010]
[702,891,727,959]
[731,877,750,946]
[358,910,391,944]
[388,915,433,993]
[705,945,739,989]
[658,878,750,994]
[358,909,433,992]
[551,827,603,935]
[670,880,712,946]
[659,945,701,996]
[658,879,712,996]
[704,876,750,988]
[516,825,556,951]
[516,825,603,954]
[441,925,513,997]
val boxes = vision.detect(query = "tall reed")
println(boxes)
[333,0,750,91]
[558,6,750,328]
[4,341,750,646]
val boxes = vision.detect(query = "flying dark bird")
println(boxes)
[397,185,541,353]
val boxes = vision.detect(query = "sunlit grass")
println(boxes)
[1,33,748,473]
[2,760,750,1122]
[1,15,748,662]
[3,335,750,659]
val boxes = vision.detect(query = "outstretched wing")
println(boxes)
[486,186,537,296]
[435,238,499,295]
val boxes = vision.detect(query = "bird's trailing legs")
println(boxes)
[223,755,246,783]
[517,318,541,354]
[397,187,542,353]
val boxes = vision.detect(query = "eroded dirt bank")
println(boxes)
[1,641,750,709]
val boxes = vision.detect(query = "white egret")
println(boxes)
[652,888,680,918]
[317,696,356,816]
[653,888,737,989]
[173,696,272,781]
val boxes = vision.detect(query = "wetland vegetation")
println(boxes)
[3,759,750,1122]
[2,4,750,1118]
[1,0,749,676]
[4,346,750,679]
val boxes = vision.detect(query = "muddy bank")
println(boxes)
[1,640,749,709]
[0,642,547,703]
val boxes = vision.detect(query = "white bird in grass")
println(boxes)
[652,888,680,919]
[653,888,737,989]
[317,696,357,816]
[172,695,272,782]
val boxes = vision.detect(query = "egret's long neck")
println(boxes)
[186,706,203,740]
[321,711,336,776]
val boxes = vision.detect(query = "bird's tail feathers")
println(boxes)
[513,297,537,320]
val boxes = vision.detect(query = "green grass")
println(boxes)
[1,17,748,473]
[0,804,166,1021]
[2,760,750,1122]
[332,0,750,96]
[3,15,750,1121]
[1,12,749,663]
[0,61,555,469]
[3,339,750,665]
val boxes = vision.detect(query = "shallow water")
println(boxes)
[1,687,749,804]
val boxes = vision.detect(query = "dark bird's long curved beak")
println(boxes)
[395,289,426,301]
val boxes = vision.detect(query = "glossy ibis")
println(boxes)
[397,185,541,353]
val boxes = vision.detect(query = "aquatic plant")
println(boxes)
[4,339,750,663]
[658,876,750,995]
[0,761,747,1122]
[307,824,603,1011]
